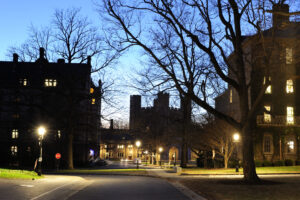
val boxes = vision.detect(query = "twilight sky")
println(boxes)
[0,0,143,126]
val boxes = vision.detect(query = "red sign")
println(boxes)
[55,153,61,160]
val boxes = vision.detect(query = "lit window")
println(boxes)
[263,76,271,94]
[128,145,133,148]
[264,136,271,153]
[90,88,94,94]
[57,130,61,139]
[11,146,17,156]
[91,98,96,104]
[287,106,294,124]
[286,79,294,93]
[12,129,18,139]
[287,140,295,153]
[104,145,107,148]
[45,79,57,87]
[117,145,124,149]
[286,48,293,64]
[19,78,28,86]
[264,106,271,123]
[229,89,233,103]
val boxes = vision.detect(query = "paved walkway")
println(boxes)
[145,168,207,200]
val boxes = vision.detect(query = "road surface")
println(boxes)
[0,175,190,200]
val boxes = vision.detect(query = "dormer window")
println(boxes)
[286,48,293,64]
[45,79,57,87]
[286,79,294,93]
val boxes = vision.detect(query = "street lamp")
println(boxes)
[135,140,141,169]
[37,126,46,176]
[144,150,148,166]
[158,147,163,167]
[233,133,240,172]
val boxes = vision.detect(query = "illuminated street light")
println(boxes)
[233,133,240,142]
[232,133,240,172]
[135,140,141,169]
[158,147,163,167]
[37,126,46,176]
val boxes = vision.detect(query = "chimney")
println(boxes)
[110,119,114,130]
[87,56,91,65]
[39,47,45,59]
[57,59,65,64]
[272,4,290,28]
[13,53,19,63]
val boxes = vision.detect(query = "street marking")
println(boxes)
[20,185,34,188]
[30,181,77,200]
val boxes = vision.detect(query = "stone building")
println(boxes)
[0,48,101,169]
[215,4,300,163]
[129,92,197,164]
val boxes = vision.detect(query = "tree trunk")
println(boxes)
[180,95,191,168]
[242,125,259,183]
[67,129,74,169]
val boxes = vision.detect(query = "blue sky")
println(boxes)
[0,0,142,126]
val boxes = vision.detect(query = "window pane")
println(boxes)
[286,79,294,93]
[286,48,293,64]
[287,107,294,124]
[264,106,271,123]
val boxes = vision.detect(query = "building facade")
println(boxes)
[0,48,101,169]
[129,92,197,164]
[215,4,300,163]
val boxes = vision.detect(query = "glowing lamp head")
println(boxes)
[233,133,240,142]
[136,140,141,147]
[38,126,46,137]
[144,150,148,154]
[158,147,163,153]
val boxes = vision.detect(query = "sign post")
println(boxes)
[55,153,61,171]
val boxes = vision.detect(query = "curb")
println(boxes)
[170,181,207,200]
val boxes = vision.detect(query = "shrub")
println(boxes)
[295,160,300,166]
[255,160,262,167]
[273,160,285,166]
[262,160,273,167]
[285,159,294,166]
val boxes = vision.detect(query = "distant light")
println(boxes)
[89,149,95,156]
[136,140,141,147]
[144,150,148,154]
[37,126,46,137]
[158,147,163,153]
[233,133,240,142]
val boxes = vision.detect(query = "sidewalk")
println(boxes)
[146,168,207,200]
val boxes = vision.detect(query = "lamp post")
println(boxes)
[158,147,163,167]
[144,150,148,166]
[135,140,141,169]
[37,126,46,176]
[233,133,240,172]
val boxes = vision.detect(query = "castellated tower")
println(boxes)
[129,95,141,130]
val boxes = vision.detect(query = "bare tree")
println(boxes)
[190,116,237,168]
[101,0,298,182]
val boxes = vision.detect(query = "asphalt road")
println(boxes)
[0,175,190,200]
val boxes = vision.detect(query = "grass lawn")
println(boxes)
[181,166,300,175]
[0,168,42,179]
[56,168,148,175]
[180,176,300,200]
